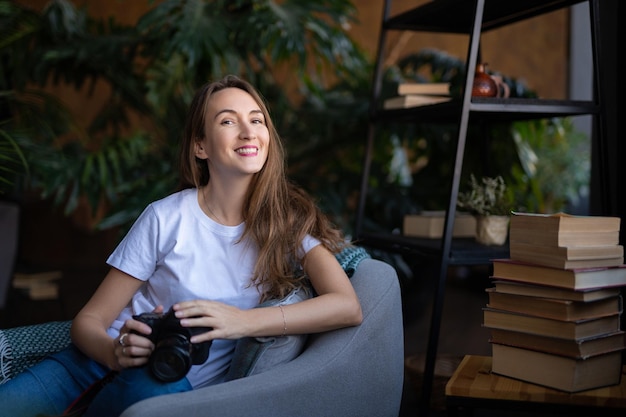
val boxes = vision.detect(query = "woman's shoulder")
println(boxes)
[138,188,197,224]
[150,188,196,211]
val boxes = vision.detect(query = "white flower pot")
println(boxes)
[475,215,509,246]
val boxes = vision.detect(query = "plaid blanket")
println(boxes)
[0,320,72,384]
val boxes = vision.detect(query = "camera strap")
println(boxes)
[59,370,119,416]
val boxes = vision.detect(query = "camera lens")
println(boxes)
[149,335,192,382]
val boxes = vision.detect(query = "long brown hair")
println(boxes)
[179,75,348,300]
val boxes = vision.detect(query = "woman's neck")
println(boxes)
[199,182,246,226]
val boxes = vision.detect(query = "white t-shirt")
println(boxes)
[106,187,320,388]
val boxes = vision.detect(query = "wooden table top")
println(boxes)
[445,355,626,409]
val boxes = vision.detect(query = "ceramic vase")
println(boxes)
[475,215,509,246]
[472,63,498,97]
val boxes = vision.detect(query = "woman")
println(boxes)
[0,75,362,416]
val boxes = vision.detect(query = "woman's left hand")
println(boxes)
[172,300,251,342]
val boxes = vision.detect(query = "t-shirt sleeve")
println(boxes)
[106,205,160,281]
[300,234,321,256]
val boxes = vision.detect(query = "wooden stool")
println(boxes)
[405,353,463,410]
[445,355,626,417]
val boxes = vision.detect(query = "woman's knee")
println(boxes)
[0,358,81,416]
[0,345,109,416]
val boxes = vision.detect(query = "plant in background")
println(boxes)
[0,0,37,192]
[0,122,28,192]
[1,0,370,234]
[456,175,513,216]
[1,0,158,214]
[510,117,590,214]
[2,0,592,242]
[358,47,590,236]
[358,48,537,234]
[457,175,513,246]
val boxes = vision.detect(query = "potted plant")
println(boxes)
[1,0,369,235]
[457,175,512,245]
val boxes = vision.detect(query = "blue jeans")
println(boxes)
[0,344,193,417]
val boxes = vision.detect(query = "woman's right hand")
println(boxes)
[112,305,163,369]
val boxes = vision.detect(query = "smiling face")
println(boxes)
[194,87,270,180]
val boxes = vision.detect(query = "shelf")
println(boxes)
[357,232,509,265]
[468,98,599,119]
[358,0,603,415]
[373,98,599,124]
[385,0,587,34]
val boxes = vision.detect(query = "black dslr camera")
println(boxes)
[132,308,212,382]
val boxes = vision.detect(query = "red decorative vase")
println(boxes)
[472,63,498,97]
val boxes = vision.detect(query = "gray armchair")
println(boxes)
[1,258,404,417]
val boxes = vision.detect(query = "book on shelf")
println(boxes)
[397,82,451,96]
[23,283,60,300]
[12,269,63,301]
[509,212,621,247]
[485,287,622,321]
[482,307,621,340]
[403,210,475,238]
[383,94,452,109]
[490,279,622,303]
[491,259,626,291]
[489,328,626,359]
[509,241,624,269]
[12,270,63,289]
[491,343,623,393]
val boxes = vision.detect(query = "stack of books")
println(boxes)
[483,212,626,392]
[383,82,452,109]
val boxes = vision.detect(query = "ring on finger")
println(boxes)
[119,333,129,346]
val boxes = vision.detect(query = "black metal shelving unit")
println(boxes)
[354,0,607,415]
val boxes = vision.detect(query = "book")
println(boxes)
[491,259,626,290]
[482,307,621,340]
[509,241,624,269]
[491,343,623,392]
[403,211,475,238]
[511,229,620,247]
[510,241,624,261]
[383,94,452,109]
[25,283,60,300]
[509,212,621,247]
[490,280,622,302]
[511,211,621,233]
[485,288,622,321]
[489,328,626,359]
[12,270,62,289]
[397,82,451,96]
[12,269,63,301]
